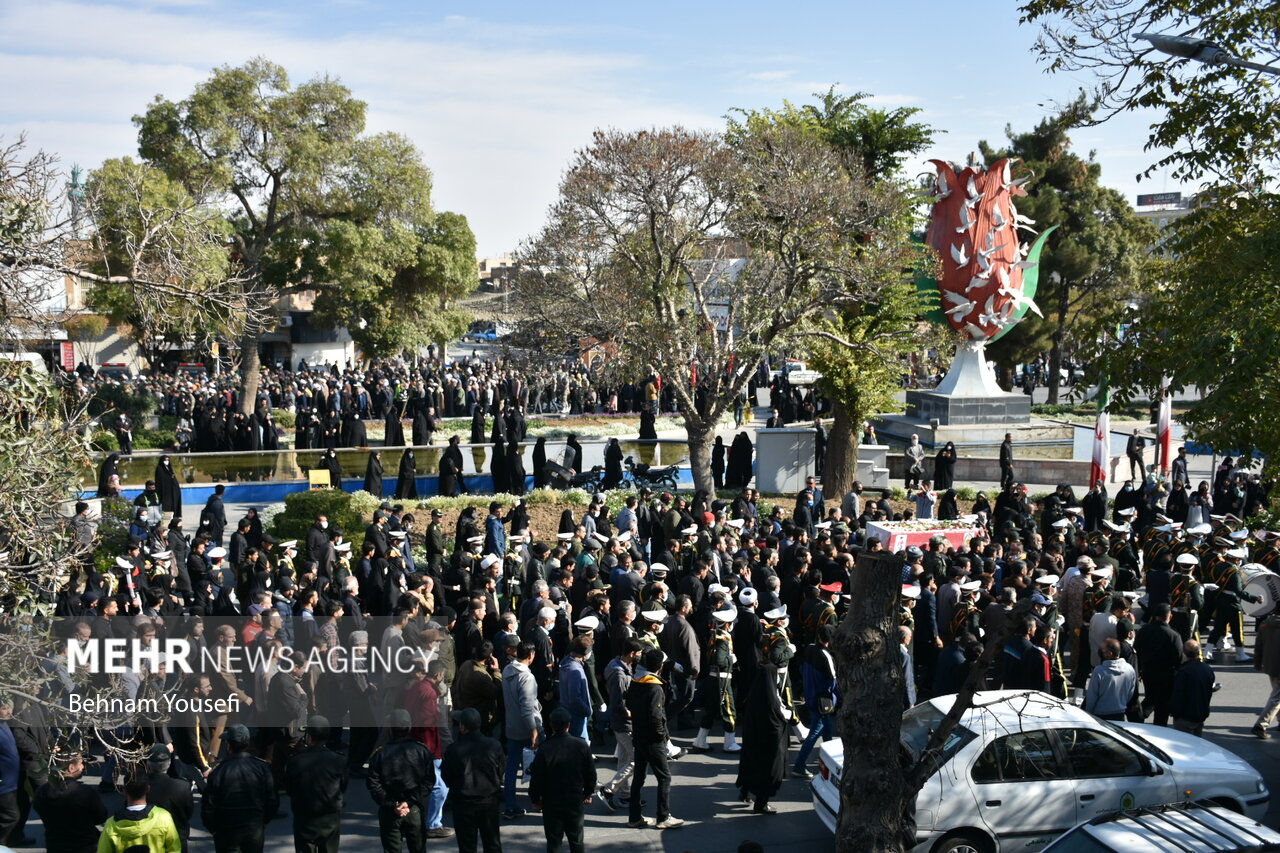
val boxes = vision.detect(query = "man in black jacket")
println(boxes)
[305,515,330,568]
[530,707,596,853]
[201,725,278,853]
[1135,604,1185,726]
[32,751,106,853]
[625,647,683,830]
[142,744,195,853]
[285,716,349,853]
[999,433,1014,489]
[998,615,1050,692]
[367,709,435,853]
[441,707,505,853]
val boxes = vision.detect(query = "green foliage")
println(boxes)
[955,486,978,501]
[727,88,936,181]
[272,408,296,429]
[91,430,119,452]
[890,486,907,501]
[95,496,136,558]
[1019,0,1280,187]
[271,488,366,542]
[83,157,238,359]
[1082,191,1280,468]
[88,383,156,421]
[63,314,108,342]
[133,59,440,401]
[91,428,171,452]
[729,89,938,473]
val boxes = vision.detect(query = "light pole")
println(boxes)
[1136,32,1280,77]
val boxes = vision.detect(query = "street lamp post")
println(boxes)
[1136,32,1280,77]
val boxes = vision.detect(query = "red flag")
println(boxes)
[1090,385,1111,488]
[1157,375,1173,471]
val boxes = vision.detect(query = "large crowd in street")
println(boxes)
[0,357,1274,853]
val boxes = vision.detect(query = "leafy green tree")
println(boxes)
[1020,1,1279,457]
[81,156,234,367]
[727,89,936,498]
[1084,190,1280,463]
[311,210,477,359]
[980,105,1158,400]
[1019,0,1279,187]
[134,58,436,409]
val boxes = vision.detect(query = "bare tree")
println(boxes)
[515,125,912,494]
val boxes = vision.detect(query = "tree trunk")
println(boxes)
[686,422,715,498]
[237,328,262,415]
[1047,279,1070,404]
[824,401,861,501]
[995,363,1013,392]
[835,549,910,853]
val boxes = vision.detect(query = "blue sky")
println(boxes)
[0,0,1184,255]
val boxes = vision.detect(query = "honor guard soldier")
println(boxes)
[692,608,739,754]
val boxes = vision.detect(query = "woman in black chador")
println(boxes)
[395,449,418,500]
[363,450,383,497]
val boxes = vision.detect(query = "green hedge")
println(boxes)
[88,384,157,421]
[91,428,173,452]
[271,489,367,542]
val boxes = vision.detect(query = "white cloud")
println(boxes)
[0,1,724,254]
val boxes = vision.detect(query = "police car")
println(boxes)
[811,691,1268,853]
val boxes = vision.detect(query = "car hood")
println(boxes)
[1119,723,1258,777]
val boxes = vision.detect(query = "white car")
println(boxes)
[811,690,1269,853]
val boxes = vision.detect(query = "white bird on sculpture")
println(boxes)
[966,175,983,201]
[991,206,1007,228]
[966,275,988,293]
[979,294,1006,328]
[951,242,969,267]
[1005,289,1043,318]
[936,172,951,199]
[976,252,992,275]
[956,205,974,233]
[964,322,987,339]
[943,292,977,318]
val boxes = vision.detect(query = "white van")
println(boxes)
[0,351,48,375]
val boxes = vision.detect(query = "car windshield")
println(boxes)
[1100,719,1171,765]
[901,702,974,766]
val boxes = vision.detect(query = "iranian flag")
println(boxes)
[1090,385,1110,488]
[1157,375,1173,472]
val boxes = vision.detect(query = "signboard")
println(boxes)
[59,342,75,371]
[1136,192,1181,207]
[865,521,977,554]
[708,303,732,333]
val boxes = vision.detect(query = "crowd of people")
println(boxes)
[74,356,825,458]
[29,444,1279,852]
[3,352,1272,852]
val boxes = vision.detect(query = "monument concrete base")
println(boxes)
[905,389,1031,426]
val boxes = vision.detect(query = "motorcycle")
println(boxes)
[624,456,681,490]
[543,460,605,491]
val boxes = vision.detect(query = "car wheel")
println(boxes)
[933,831,992,853]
